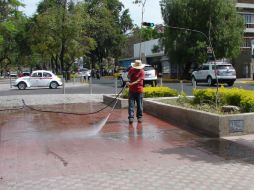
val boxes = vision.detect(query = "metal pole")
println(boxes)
[139,0,147,60]
[193,80,197,89]
[180,80,183,94]
[9,74,12,88]
[89,64,93,94]
[89,76,92,95]
[115,77,118,96]
[63,76,65,94]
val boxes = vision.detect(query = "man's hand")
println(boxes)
[126,82,130,87]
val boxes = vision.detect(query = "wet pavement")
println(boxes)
[1,103,254,189]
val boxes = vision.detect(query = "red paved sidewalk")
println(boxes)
[1,103,254,190]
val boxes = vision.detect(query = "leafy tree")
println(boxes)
[0,0,25,75]
[31,0,95,79]
[84,0,133,68]
[160,0,245,79]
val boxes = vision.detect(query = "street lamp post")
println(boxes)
[133,0,147,60]
[139,0,147,60]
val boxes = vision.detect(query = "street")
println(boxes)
[0,77,254,96]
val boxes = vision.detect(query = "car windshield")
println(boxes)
[124,65,154,72]
[212,65,234,70]
[80,68,89,72]
[144,66,154,71]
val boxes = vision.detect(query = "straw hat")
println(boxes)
[131,60,145,69]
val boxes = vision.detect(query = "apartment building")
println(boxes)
[235,0,254,78]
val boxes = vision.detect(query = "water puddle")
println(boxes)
[0,102,113,140]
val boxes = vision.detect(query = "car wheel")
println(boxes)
[227,82,234,87]
[191,76,197,86]
[18,82,27,90]
[50,81,58,89]
[207,76,213,86]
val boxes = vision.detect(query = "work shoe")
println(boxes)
[129,118,134,124]
[137,118,143,123]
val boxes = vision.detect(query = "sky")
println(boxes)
[19,0,163,26]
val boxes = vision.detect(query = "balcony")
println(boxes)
[236,3,254,9]
[245,23,254,33]
[245,28,254,33]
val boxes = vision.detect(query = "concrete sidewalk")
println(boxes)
[1,100,254,190]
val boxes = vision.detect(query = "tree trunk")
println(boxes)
[55,55,59,74]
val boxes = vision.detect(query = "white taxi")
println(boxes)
[14,70,63,90]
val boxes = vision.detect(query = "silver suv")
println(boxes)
[120,64,157,87]
[191,61,236,86]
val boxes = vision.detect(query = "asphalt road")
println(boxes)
[0,77,254,96]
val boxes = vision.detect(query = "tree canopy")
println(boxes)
[160,0,245,78]
[0,0,27,74]
[0,0,133,77]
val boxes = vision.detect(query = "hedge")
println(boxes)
[122,86,178,98]
[193,87,254,113]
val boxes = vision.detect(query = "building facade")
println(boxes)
[235,0,254,78]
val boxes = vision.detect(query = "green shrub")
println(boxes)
[122,86,178,98]
[240,95,254,112]
[192,88,217,104]
[193,87,254,113]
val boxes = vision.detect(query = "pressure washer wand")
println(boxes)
[109,84,127,113]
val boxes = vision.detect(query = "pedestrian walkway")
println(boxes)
[1,102,254,189]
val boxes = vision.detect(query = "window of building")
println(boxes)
[241,13,254,28]
[242,38,251,48]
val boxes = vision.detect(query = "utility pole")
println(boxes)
[139,0,147,60]
[133,0,147,60]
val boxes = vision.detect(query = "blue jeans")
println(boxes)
[128,92,143,119]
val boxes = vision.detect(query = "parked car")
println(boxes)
[191,61,236,86]
[119,64,157,87]
[9,72,17,78]
[18,71,30,78]
[14,70,62,90]
[78,68,91,79]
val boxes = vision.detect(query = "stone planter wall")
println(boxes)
[144,98,254,137]
[103,95,128,109]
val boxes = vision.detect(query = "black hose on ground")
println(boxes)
[21,85,127,115]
